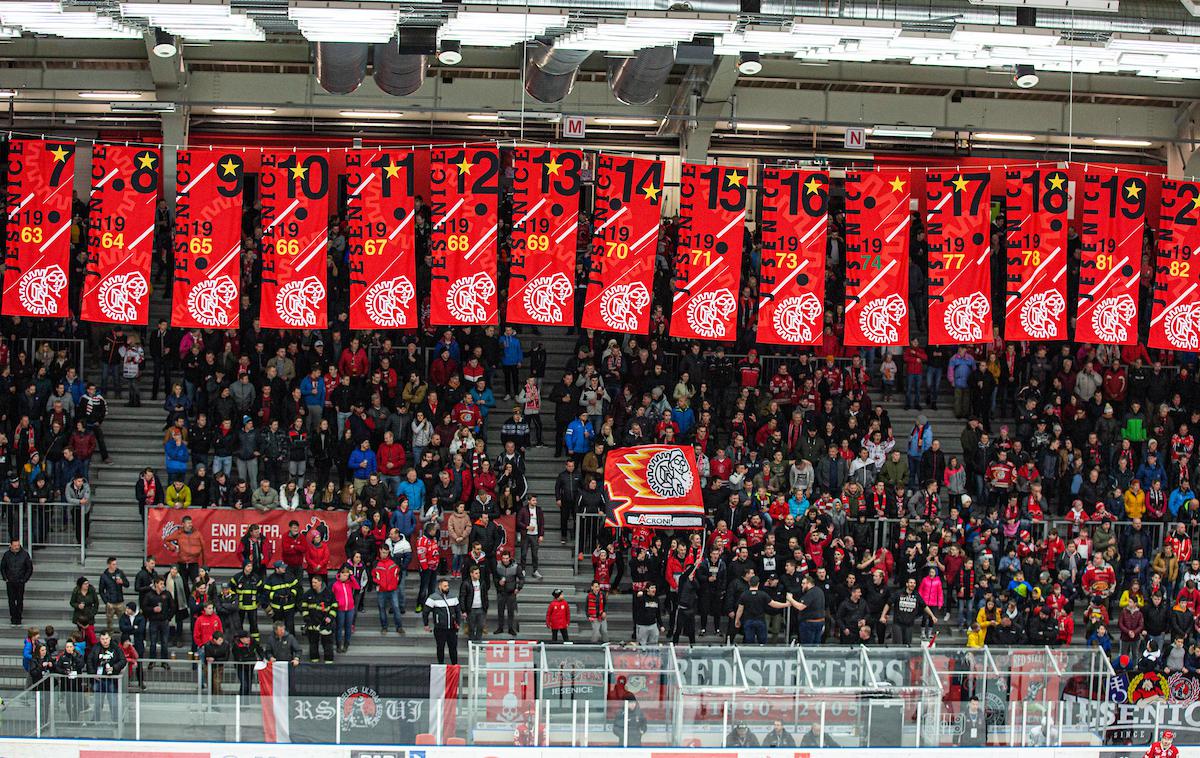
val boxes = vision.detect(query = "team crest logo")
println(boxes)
[1019,291,1066,339]
[186,275,237,327]
[446,272,496,322]
[944,292,990,343]
[1091,293,1137,343]
[17,264,66,315]
[772,293,823,343]
[1164,301,1200,349]
[364,276,415,327]
[341,686,381,729]
[645,448,694,498]
[599,282,650,331]
[158,520,181,554]
[685,288,736,339]
[858,293,907,344]
[276,276,325,327]
[522,272,572,323]
[98,271,149,322]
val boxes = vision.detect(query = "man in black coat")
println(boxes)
[0,538,32,625]
[552,371,578,458]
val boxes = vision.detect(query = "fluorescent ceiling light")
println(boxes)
[288,1,410,43]
[467,113,500,121]
[120,2,264,42]
[0,89,15,98]
[339,110,403,119]
[974,132,1036,141]
[1093,138,1153,147]
[950,25,1060,47]
[79,91,143,100]
[792,18,901,39]
[871,126,935,138]
[556,12,736,52]
[0,2,141,38]
[728,121,791,131]
[967,0,1118,10]
[212,106,276,115]
[439,9,567,48]
[594,117,661,127]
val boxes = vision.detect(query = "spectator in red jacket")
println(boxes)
[372,547,403,634]
[416,522,441,612]
[377,430,407,490]
[545,589,571,642]
[192,602,223,666]
[1082,554,1117,599]
[281,521,307,581]
[338,338,369,383]
[304,531,331,583]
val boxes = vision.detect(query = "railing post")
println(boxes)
[235,693,241,742]
[135,692,141,740]
[623,699,629,747]
[583,699,590,747]
[35,690,40,738]
[721,700,728,747]
[79,501,85,564]
[335,695,342,743]
[571,698,578,747]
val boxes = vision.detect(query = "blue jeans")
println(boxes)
[905,374,922,408]
[924,367,942,405]
[418,569,438,609]
[336,608,356,646]
[377,588,403,631]
[743,618,767,644]
[93,678,119,720]
[797,620,825,645]
[213,455,232,476]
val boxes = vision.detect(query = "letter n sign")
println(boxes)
[845,127,866,150]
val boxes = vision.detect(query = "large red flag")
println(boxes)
[346,149,418,330]
[1004,168,1069,341]
[171,150,244,329]
[80,145,159,325]
[1150,180,1200,350]
[603,445,704,530]
[259,152,330,330]
[756,168,827,346]
[429,146,499,325]
[670,162,747,341]
[1075,168,1147,345]
[506,147,581,326]
[844,170,911,346]
[580,155,663,334]
[926,170,993,345]
[3,140,75,318]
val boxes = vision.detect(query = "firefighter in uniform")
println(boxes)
[301,573,337,663]
[229,561,264,639]
[264,560,299,635]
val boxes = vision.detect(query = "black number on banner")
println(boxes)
[131,153,158,194]
[1096,174,1147,220]
[46,143,72,187]
[698,166,746,212]
[279,155,329,200]
[1175,184,1200,227]
[532,150,581,196]
[778,172,827,217]
[371,153,415,198]
[448,150,499,195]
[943,173,990,217]
[1022,170,1068,214]
[217,154,243,198]
[613,159,663,205]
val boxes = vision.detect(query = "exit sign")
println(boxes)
[562,115,586,139]
[844,127,866,150]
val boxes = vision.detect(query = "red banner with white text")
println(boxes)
[844,170,911,346]
[926,170,993,345]
[670,162,747,341]
[1150,180,1200,350]
[1004,168,1069,341]
[346,149,418,330]
[145,507,348,569]
[506,147,581,326]
[429,146,500,325]
[171,150,244,329]
[1075,168,1147,345]
[756,168,827,346]
[259,152,330,330]
[3,140,75,318]
[581,154,663,334]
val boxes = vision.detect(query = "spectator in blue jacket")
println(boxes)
[396,468,426,513]
[348,439,377,495]
[470,379,496,429]
[565,411,595,462]
[1169,480,1195,517]
[164,429,191,480]
[299,367,326,433]
[390,496,419,539]
[948,348,977,419]
[907,415,934,485]
[499,327,524,400]
[1137,451,1168,493]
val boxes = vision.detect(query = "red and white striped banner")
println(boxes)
[756,168,827,346]
[925,170,993,345]
[259,661,290,743]
[259,152,331,330]
[346,149,418,330]
[1075,168,1146,345]
[1004,168,1069,341]
[170,150,244,329]
[429,146,500,325]
[844,170,911,346]
[1150,179,1200,350]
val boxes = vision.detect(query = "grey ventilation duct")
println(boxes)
[314,42,368,94]
[373,42,428,97]
[524,42,590,103]
[607,46,675,106]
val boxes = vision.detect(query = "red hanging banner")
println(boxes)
[669,162,747,341]
[346,149,418,330]
[1150,180,1200,350]
[926,170,993,345]
[1075,168,1147,345]
[844,170,912,346]
[1004,168,1069,341]
[756,168,828,346]
[506,147,582,326]
[580,155,663,334]
[429,146,500,325]
[259,152,330,330]
[3,140,75,318]
[171,150,245,329]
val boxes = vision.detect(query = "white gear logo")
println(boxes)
[599,282,650,331]
[364,276,415,327]
[1019,291,1066,339]
[685,287,736,339]
[97,272,148,322]
[1163,301,1200,350]
[645,448,693,498]
[17,265,66,316]
[446,272,496,322]
[1091,293,1136,343]
[771,292,823,343]
[858,293,907,344]
[944,292,990,343]
[275,275,325,327]
[186,275,237,327]
[522,272,572,323]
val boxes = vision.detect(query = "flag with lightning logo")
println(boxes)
[3,140,75,319]
[756,168,828,346]
[603,445,704,530]
[171,149,244,329]
[429,146,500,325]
[346,149,418,330]
[81,145,161,325]
[506,147,582,326]
[1004,168,1069,342]
[926,170,993,345]
[1150,180,1200,351]
[670,162,748,341]
[844,170,912,346]
[259,151,331,330]
[1075,167,1146,345]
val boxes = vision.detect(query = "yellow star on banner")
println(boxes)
[1191,195,1200,211]
[289,163,307,180]
[804,176,823,195]
[136,152,156,170]
[455,156,474,175]
[889,176,906,193]
[383,160,402,179]
[641,183,661,201]
[1126,183,1142,200]
[49,145,69,163]
[727,171,745,187]
[220,157,240,176]
[1048,172,1066,190]
[952,175,969,193]
[545,157,563,176]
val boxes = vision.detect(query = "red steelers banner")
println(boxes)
[926,171,993,345]
[80,145,160,325]
[603,445,704,530]
[844,170,911,346]
[1076,168,1147,345]
[171,150,245,329]
[346,149,417,330]
[3,140,75,318]
[581,155,663,334]
[145,507,348,569]
[1004,168,1069,341]
[1150,180,1200,350]
[506,148,581,326]
[756,168,828,346]
[670,162,747,341]
[259,152,331,330]
[429,146,500,325]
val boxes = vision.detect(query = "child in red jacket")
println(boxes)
[546,589,571,643]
